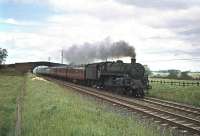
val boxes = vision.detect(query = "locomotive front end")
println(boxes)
[128,57,146,97]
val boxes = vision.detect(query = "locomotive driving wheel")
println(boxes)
[132,88,144,98]
[137,88,144,98]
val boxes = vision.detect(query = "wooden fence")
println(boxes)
[150,80,200,87]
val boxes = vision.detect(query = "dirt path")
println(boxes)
[15,77,26,136]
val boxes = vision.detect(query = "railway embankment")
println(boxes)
[20,73,164,136]
[0,69,24,136]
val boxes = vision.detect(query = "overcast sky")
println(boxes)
[0,0,200,71]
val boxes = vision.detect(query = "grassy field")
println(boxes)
[21,74,167,136]
[0,70,24,136]
[148,78,200,107]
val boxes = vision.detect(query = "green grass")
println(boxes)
[150,78,199,83]
[22,74,165,136]
[0,68,22,76]
[0,70,24,136]
[148,81,200,107]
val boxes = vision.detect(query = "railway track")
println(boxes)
[142,97,200,120]
[47,77,200,135]
[145,97,200,113]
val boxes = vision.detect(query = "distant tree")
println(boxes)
[157,74,161,78]
[69,62,76,66]
[180,71,193,80]
[167,69,181,79]
[144,65,152,76]
[0,48,8,64]
[158,70,168,73]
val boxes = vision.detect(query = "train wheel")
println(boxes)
[137,89,144,98]
[127,89,133,97]
[139,90,144,98]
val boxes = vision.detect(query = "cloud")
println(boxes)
[0,31,64,63]
[1,0,200,71]
[0,0,49,4]
[0,18,40,26]
[115,0,200,46]
[1,18,19,25]
[116,0,200,10]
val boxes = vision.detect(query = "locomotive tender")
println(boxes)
[35,58,148,98]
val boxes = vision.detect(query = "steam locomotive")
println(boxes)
[35,58,148,98]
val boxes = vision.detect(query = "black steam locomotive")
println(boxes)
[35,58,148,98]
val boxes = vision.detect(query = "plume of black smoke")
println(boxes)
[63,39,135,64]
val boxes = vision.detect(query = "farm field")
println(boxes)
[148,78,200,107]
[0,69,24,136]
[21,74,167,136]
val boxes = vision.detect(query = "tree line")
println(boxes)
[0,48,8,64]
[144,65,199,80]
[150,69,198,80]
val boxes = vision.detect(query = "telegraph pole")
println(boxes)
[48,57,51,62]
[61,49,63,64]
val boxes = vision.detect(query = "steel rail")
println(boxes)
[64,83,200,125]
[141,98,200,117]
[59,82,200,135]
[145,97,200,113]
[43,77,200,135]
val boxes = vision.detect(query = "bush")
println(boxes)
[180,71,193,80]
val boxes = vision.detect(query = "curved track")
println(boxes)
[142,97,200,119]
[47,77,200,135]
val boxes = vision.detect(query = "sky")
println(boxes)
[0,0,200,71]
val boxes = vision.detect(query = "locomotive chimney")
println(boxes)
[131,57,136,64]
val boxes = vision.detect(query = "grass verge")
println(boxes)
[148,82,200,107]
[0,70,24,136]
[22,74,166,136]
